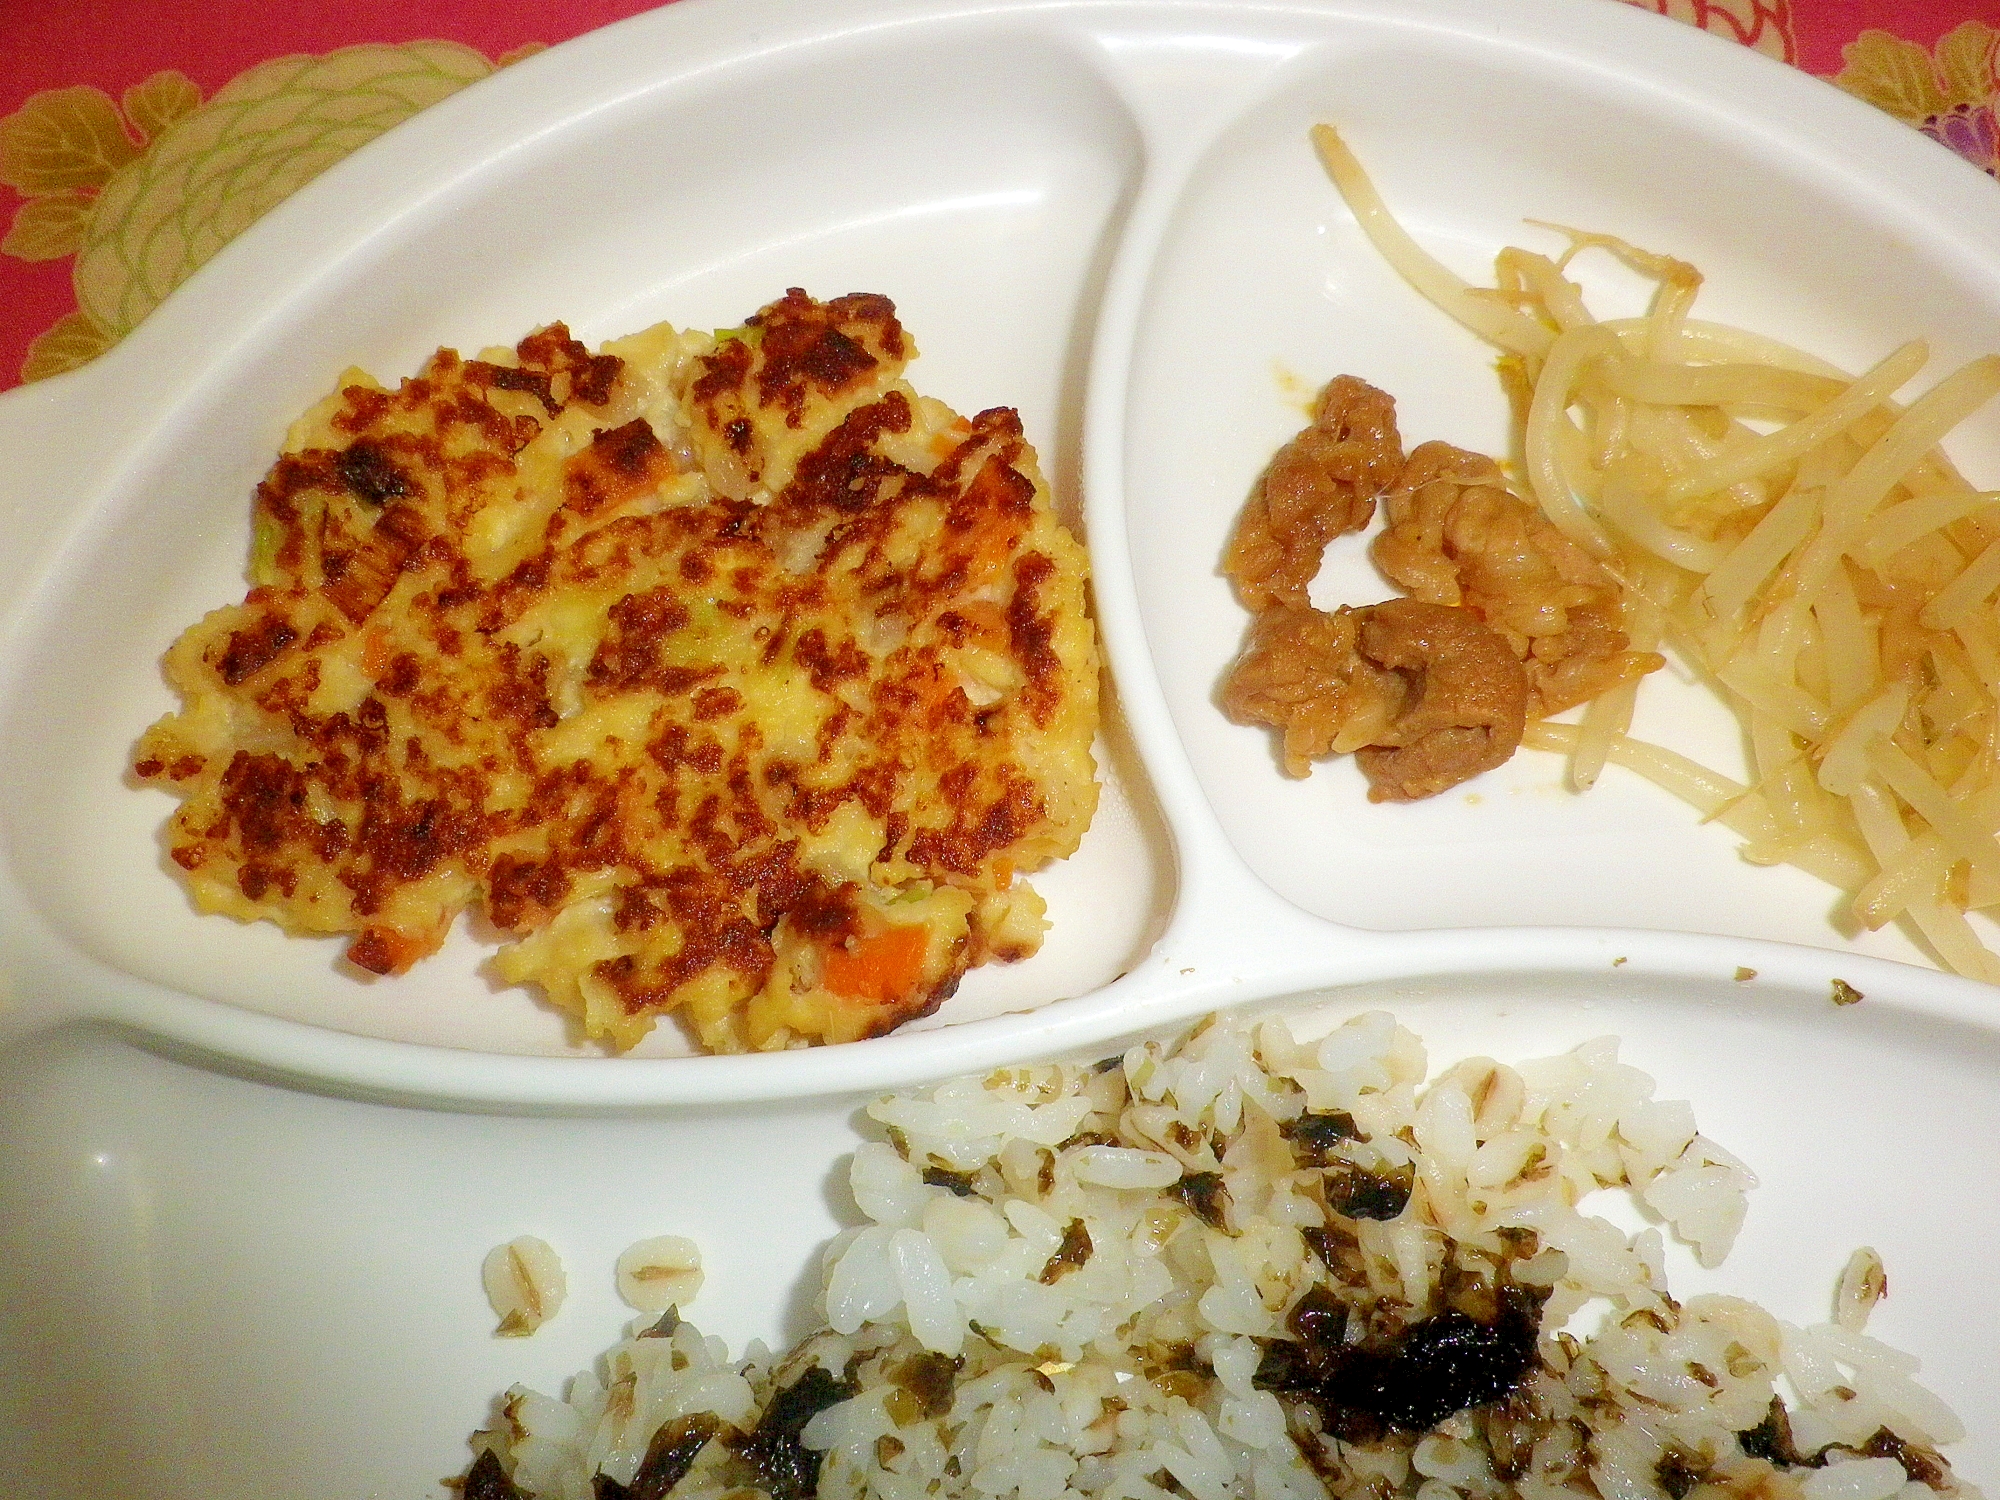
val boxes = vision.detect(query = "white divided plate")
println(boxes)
[2,0,1999,1493]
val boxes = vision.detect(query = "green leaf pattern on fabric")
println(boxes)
[20,309,111,383]
[74,42,493,340]
[0,189,90,261]
[0,85,142,195]
[0,42,494,381]
[122,70,203,145]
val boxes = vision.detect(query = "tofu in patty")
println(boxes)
[133,291,1100,1052]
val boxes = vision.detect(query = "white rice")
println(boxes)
[466,1010,1976,1500]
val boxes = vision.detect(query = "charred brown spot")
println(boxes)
[335,439,412,504]
[324,499,428,623]
[216,614,297,685]
[570,355,623,407]
[595,866,774,1012]
[787,881,861,942]
[902,768,1044,877]
[589,587,698,693]
[793,627,870,691]
[334,384,392,433]
[690,336,753,413]
[691,686,742,721]
[565,419,669,517]
[750,288,902,427]
[515,322,623,409]
[775,393,914,515]
[353,789,485,885]
[236,859,297,901]
[468,359,557,415]
[486,854,570,930]
[345,927,403,974]
[378,653,423,697]
[487,643,559,731]
[216,751,310,852]
[1007,551,1062,723]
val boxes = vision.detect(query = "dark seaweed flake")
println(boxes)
[1738,1399,1812,1468]
[733,1366,857,1500]
[1169,1171,1231,1230]
[1861,1428,1949,1489]
[625,1412,721,1500]
[1255,1283,1543,1434]
[1324,1163,1413,1222]
[1287,1284,1349,1349]
[465,1449,530,1500]
[1038,1218,1093,1284]
[1282,1111,1364,1167]
[1656,1447,1707,1499]
[921,1165,979,1197]
[889,1351,962,1421]
[1300,1225,1368,1284]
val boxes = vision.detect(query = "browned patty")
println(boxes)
[134,291,1100,1052]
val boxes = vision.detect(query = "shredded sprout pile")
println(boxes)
[1313,123,2000,979]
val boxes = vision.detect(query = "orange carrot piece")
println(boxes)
[821,923,931,1002]
[361,627,395,678]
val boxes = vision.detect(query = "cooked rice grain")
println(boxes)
[469,1011,1976,1500]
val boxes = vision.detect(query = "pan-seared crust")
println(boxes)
[133,294,1099,1053]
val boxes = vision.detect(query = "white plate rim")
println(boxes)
[2,0,1999,1106]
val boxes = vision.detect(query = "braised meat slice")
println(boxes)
[1374,441,1662,719]
[1225,375,1405,611]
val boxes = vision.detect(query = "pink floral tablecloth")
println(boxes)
[1,0,1994,392]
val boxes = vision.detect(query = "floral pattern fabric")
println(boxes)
[1835,20,2000,177]
[0,0,1994,390]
